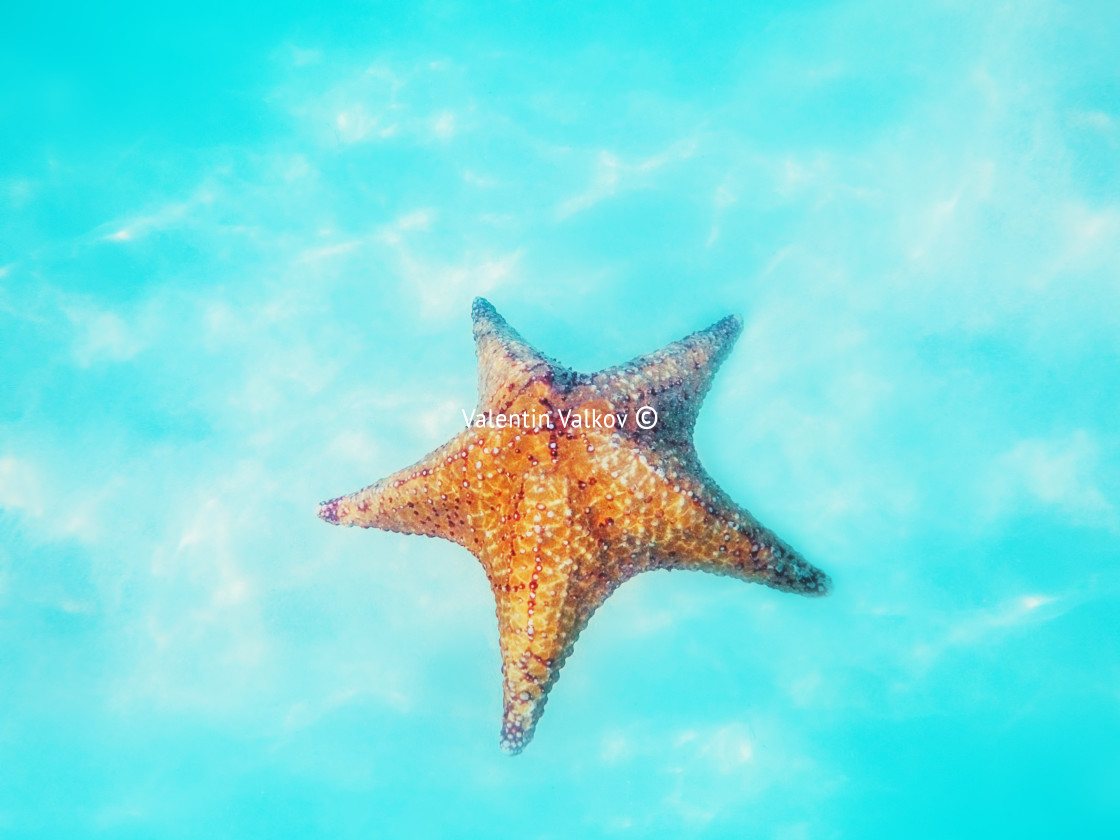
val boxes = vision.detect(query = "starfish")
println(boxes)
[318,298,830,754]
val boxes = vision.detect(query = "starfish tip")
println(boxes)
[499,723,530,756]
[718,313,744,338]
[471,296,497,319]
[805,568,832,597]
[317,498,342,524]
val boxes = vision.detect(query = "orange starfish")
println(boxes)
[318,299,830,753]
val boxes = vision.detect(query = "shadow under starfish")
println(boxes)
[319,298,831,754]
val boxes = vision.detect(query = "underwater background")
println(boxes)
[2,1,1119,837]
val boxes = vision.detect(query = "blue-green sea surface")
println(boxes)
[1,2,1119,837]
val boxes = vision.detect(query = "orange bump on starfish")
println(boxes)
[318,298,830,754]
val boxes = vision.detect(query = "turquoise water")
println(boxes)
[2,2,1119,837]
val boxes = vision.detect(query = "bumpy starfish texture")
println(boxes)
[318,298,830,754]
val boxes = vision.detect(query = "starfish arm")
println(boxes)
[488,467,617,754]
[667,495,831,595]
[589,444,831,595]
[318,430,492,548]
[576,313,743,442]
[473,298,566,412]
